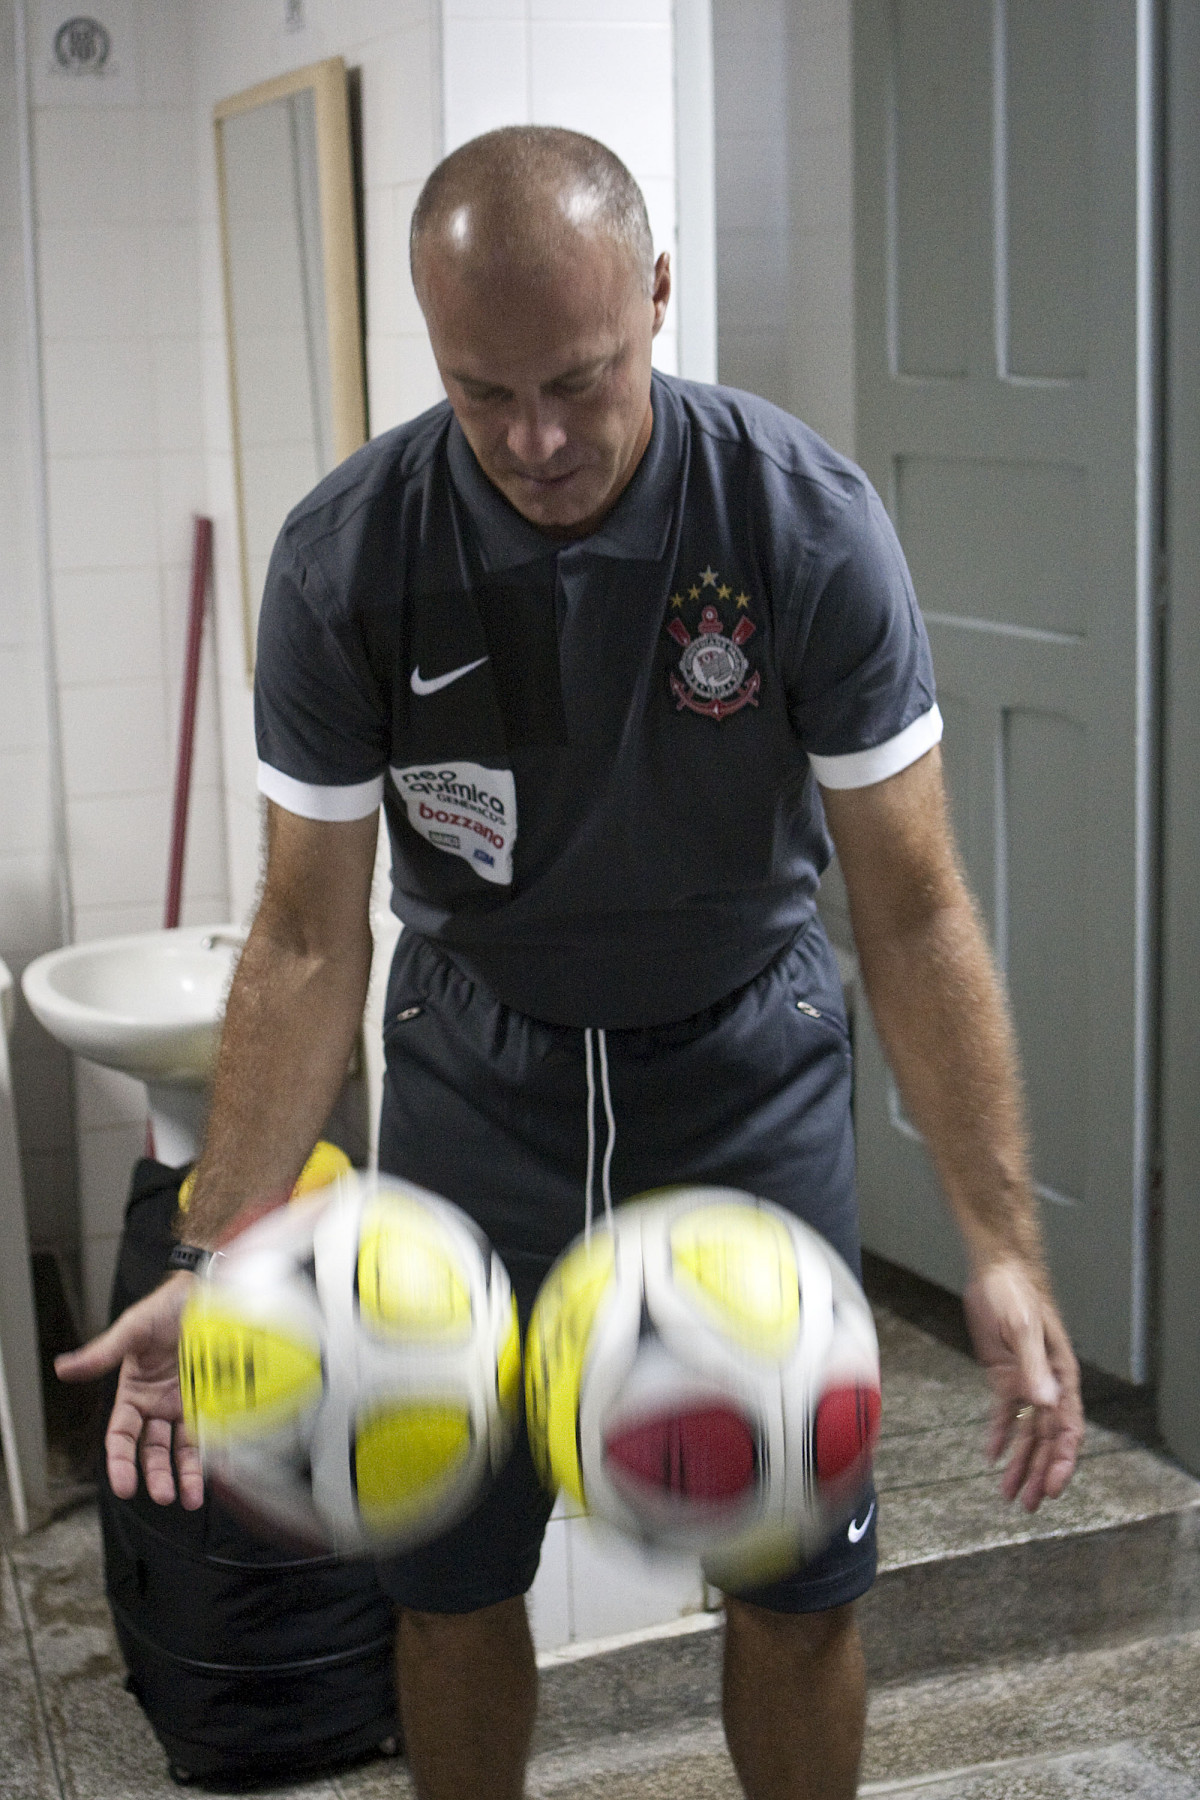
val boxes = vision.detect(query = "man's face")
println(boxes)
[420,232,671,539]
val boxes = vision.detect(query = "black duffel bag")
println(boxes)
[98,1158,402,1788]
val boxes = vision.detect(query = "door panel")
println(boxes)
[852,0,1155,1378]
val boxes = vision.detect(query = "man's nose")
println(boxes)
[507,402,567,468]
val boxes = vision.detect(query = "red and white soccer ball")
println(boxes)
[525,1187,881,1587]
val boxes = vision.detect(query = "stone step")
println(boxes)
[863,1303,1200,1679]
[528,1626,1200,1798]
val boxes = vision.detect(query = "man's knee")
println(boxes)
[724,1596,861,1666]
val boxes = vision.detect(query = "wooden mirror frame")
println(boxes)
[214,57,367,675]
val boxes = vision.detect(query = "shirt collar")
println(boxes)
[446,372,682,572]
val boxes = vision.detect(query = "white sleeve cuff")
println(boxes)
[257,761,384,821]
[809,704,943,791]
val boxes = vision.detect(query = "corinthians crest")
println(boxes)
[666,570,760,721]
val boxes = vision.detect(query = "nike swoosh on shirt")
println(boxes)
[410,656,490,697]
[847,1501,876,1544]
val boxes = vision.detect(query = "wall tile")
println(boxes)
[363,184,405,340]
[639,175,677,263]
[716,130,788,237]
[52,565,164,689]
[40,338,157,458]
[358,27,438,190]
[78,1119,147,1240]
[32,109,146,227]
[717,329,790,409]
[66,790,170,910]
[713,34,787,137]
[335,0,431,48]
[528,1515,572,1653]
[178,780,231,918]
[0,750,53,853]
[36,226,148,341]
[445,0,524,18]
[45,454,159,571]
[650,326,677,375]
[156,451,208,567]
[716,226,789,334]
[139,107,200,224]
[72,901,164,941]
[567,1520,705,1642]
[0,855,62,958]
[0,648,49,748]
[75,1060,147,1132]
[151,337,205,452]
[443,17,529,152]
[530,24,675,179]
[144,223,203,339]
[533,0,671,18]
[137,0,194,107]
[59,680,169,799]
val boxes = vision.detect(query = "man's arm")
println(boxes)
[820,745,1084,1511]
[55,801,380,1506]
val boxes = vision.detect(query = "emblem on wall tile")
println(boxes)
[53,16,110,71]
[34,0,135,105]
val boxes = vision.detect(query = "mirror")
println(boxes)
[215,58,367,673]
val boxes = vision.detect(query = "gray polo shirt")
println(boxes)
[255,373,941,1028]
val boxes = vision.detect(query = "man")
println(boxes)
[59,127,1084,1800]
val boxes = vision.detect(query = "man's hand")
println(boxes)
[822,748,1085,1511]
[964,1260,1084,1512]
[55,1273,203,1509]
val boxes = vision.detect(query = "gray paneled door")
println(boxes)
[851,0,1157,1380]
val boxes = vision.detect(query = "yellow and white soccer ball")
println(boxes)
[179,1172,521,1554]
[525,1187,881,1588]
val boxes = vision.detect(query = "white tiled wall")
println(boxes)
[784,0,854,458]
[22,0,230,1321]
[0,0,77,1268]
[712,0,855,458]
[10,0,718,1646]
[442,0,679,378]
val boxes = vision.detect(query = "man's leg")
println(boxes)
[721,1597,866,1800]
[396,1595,538,1800]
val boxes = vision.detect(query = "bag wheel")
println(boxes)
[167,1764,197,1786]
[378,1736,402,1757]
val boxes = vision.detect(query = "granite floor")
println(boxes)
[3,1271,1199,1799]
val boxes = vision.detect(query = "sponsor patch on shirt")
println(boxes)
[390,761,517,886]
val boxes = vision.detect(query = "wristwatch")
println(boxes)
[167,1243,220,1276]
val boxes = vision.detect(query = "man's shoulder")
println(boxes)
[277,401,454,561]
[658,373,869,507]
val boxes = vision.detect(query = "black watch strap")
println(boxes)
[168,1243,218,1276]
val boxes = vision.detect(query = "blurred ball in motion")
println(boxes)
[525,1188,880,1587]
[179,1173,521,1553]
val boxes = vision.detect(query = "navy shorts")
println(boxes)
[374,919,878,1616]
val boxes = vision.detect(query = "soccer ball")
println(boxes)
[179,1172,521,1554]
[525,1188,881,1588]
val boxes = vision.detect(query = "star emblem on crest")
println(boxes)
[663,568,760,722]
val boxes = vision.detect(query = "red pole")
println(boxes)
[165,516,214,931]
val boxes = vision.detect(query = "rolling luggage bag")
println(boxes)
[98,1158,402,1787]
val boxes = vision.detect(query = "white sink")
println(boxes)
[22,925,245,1084]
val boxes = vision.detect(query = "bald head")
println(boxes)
[410,126,656,304]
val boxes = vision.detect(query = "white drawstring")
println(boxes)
[583,1027,616,1242]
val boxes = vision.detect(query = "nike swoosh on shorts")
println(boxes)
[410,656,490,696]
[847,1500,876,1544]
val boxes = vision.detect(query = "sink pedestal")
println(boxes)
[146,1081,210,1167]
